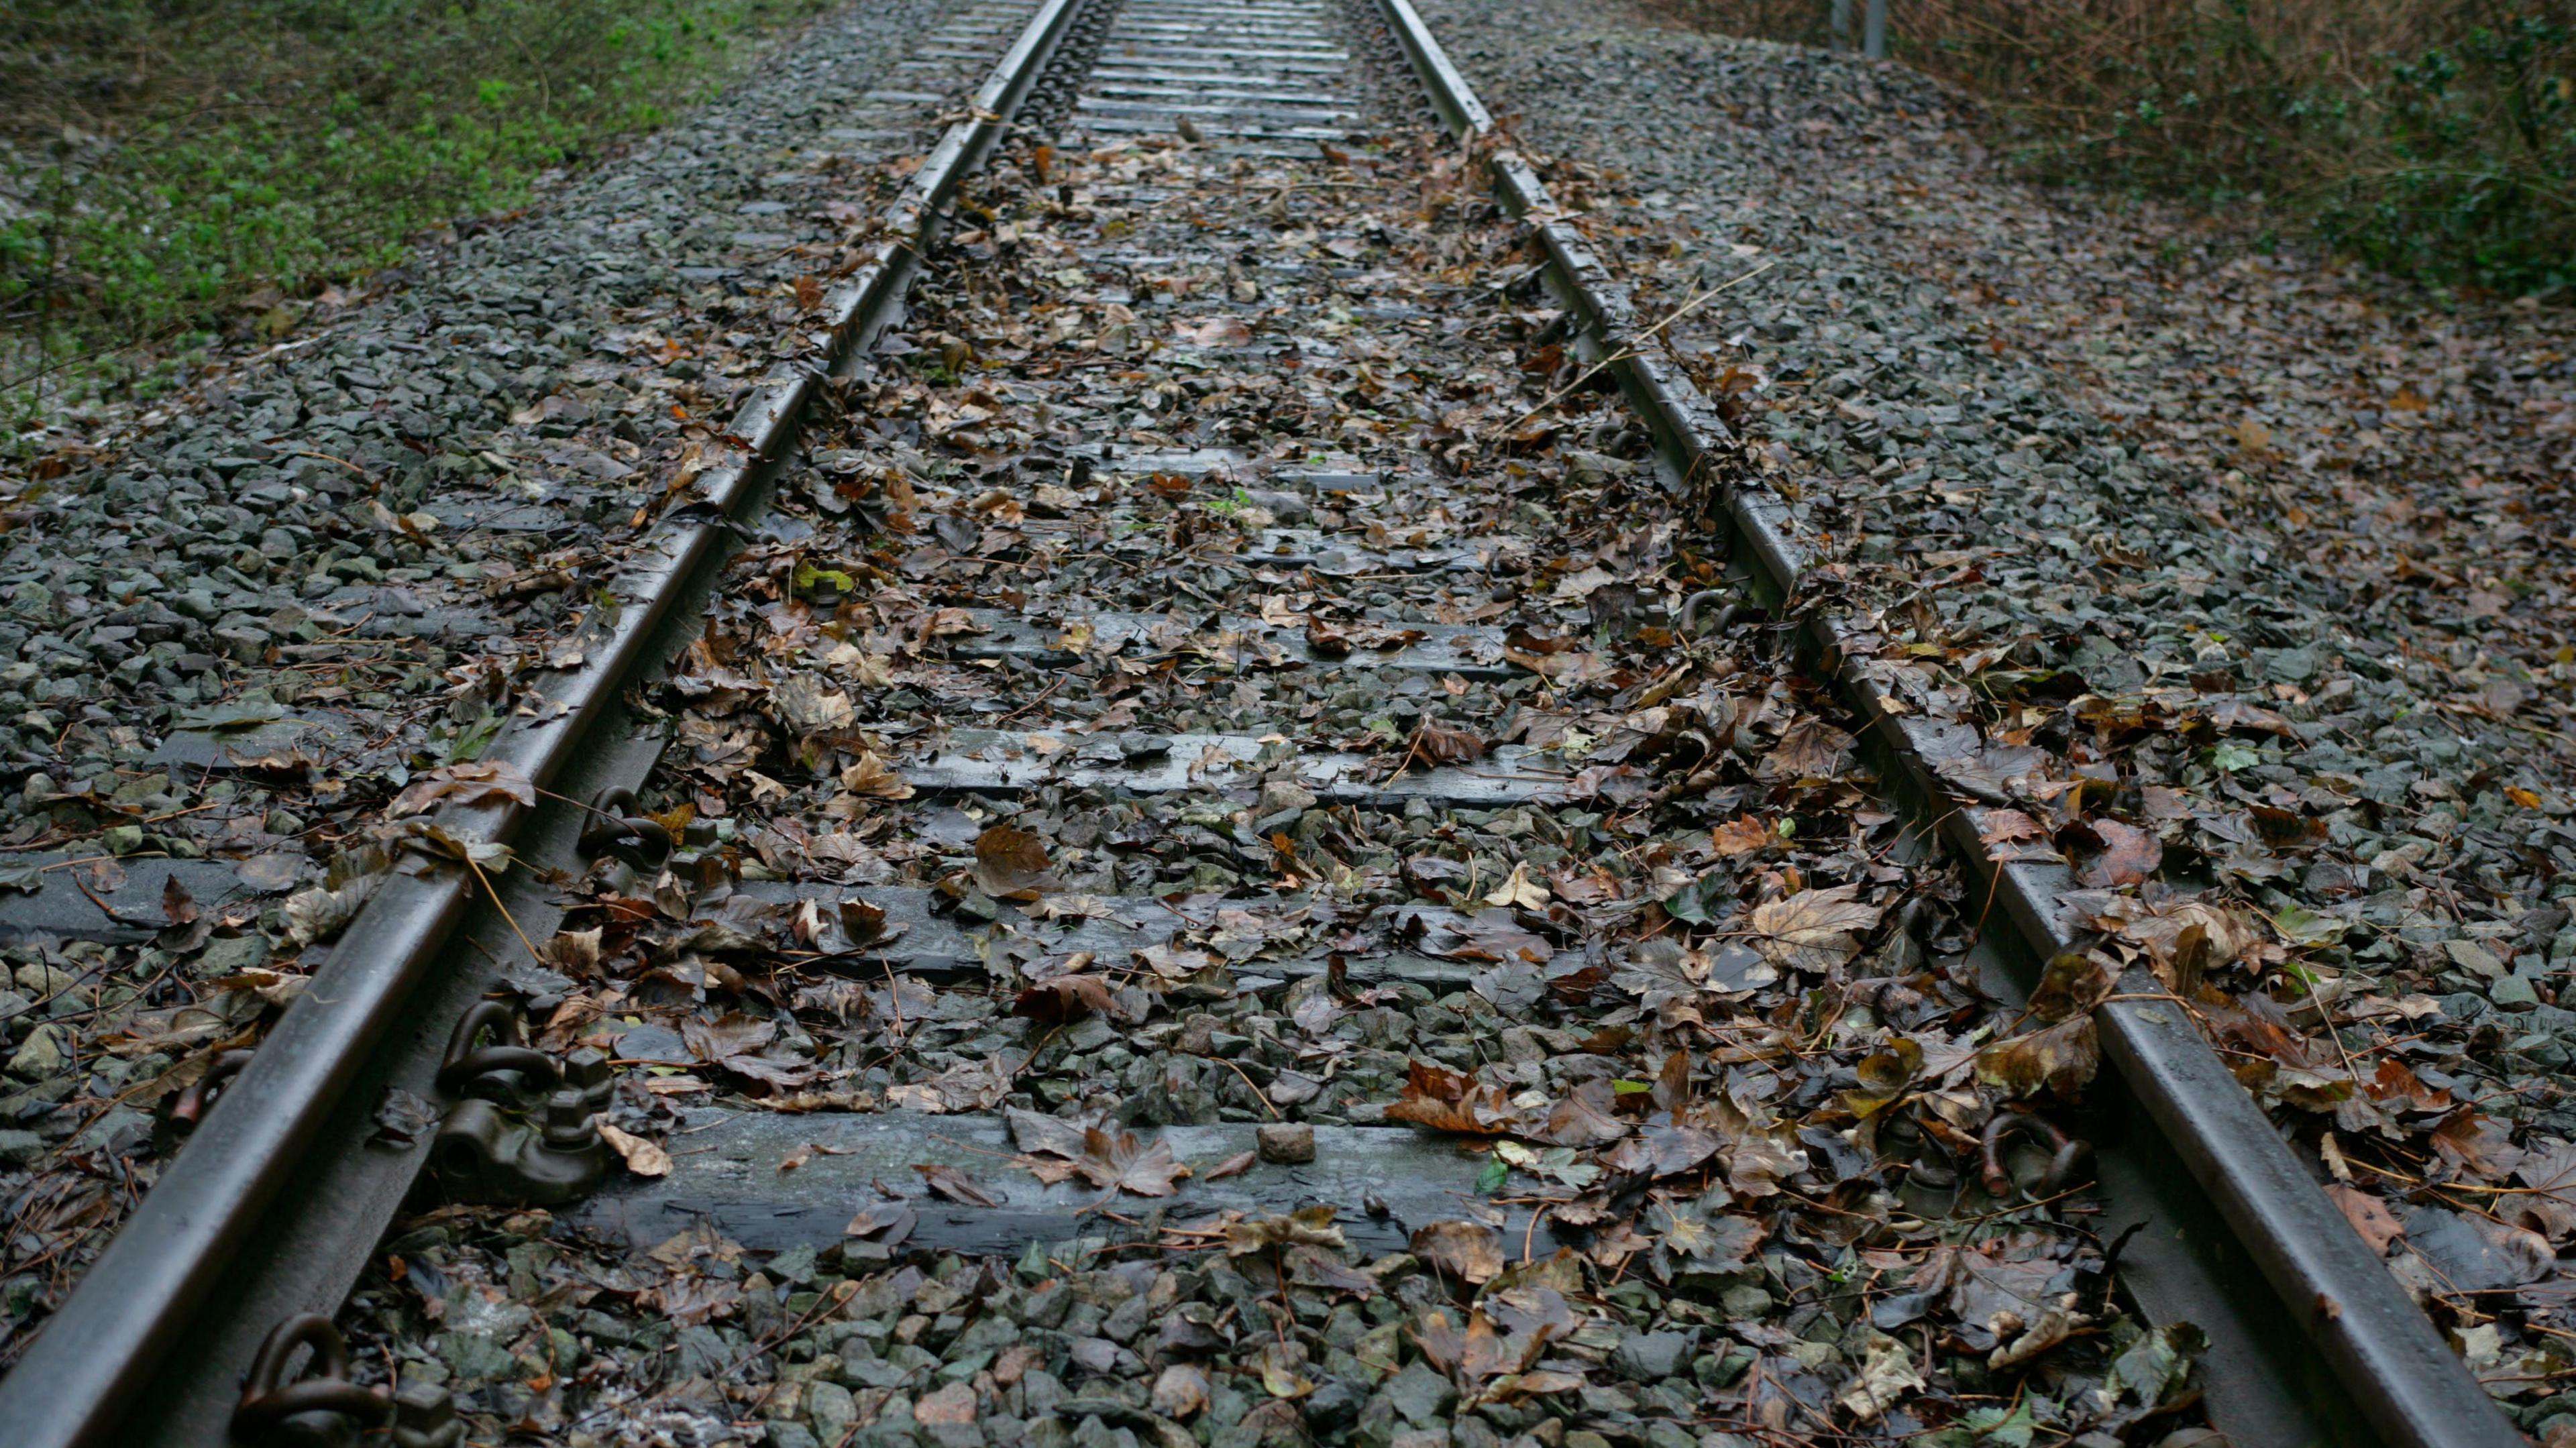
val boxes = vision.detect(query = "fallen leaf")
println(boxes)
[598,1121,670,1177]
[1012,973,1117,1023]
[1411,1219,1505,1284]
[388,760,537,819]
[1749,884,1882,973]
[2027,949,2116,1023]
[1384,1059,1515,1136]
[916,1163,1003,1207]
[2326,1182,2405,1255]
[1405,717,1486,770]
[1007,1109,1191,1196]
[162,874,199,927]
[1975,1016,2101,1099]
[2077,819,2162,889]
[1226,1205,1347,1256]
[1152,1363,1211,1419]
[1175,316,1254,347]
[1483,861,1549,910]
[1710,815,1773,856]
[974,825,1055,899]
[840,751,915,800]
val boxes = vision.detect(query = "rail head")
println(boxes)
[0,1,1096,1442]
[1360,1,2520,1446]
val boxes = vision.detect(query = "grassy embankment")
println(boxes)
[0,0,833,431]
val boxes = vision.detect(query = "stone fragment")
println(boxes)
[1610,1329,1696,1382]
[1256,1122,1315,1164]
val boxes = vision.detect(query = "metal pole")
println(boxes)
[1863,0,1886,57]
[1828,0,1851,49]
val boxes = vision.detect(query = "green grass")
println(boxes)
[1674,0,2576,297]
[1,0,833,421]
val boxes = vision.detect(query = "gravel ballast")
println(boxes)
[0,0,1041,1370]
[311,1,2210,1440]
[1413,0,2576,1429]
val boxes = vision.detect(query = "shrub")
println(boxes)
[1666,0,2576,293]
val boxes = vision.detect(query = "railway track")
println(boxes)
[0,1,2528,1444]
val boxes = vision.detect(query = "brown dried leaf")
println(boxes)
[1175,316,1254,347]
[916,1163,1003,1207]
[1748,884,1882,974]
[388,760,537,819]
[162,874,199,927]
[1762,716,1854,780]
[598,1120,670,1177]
[1975,1016,2101,1100]
[1406,717,1487,770]
[1709,815,1773,856]
[839,897,891,948]
[1079,1126,1191,1196]
[974,825,1055,899]
[840,751,915,800]
[1384,1059,1515,1136]
[1012,974,1118,1023]
[2027,949,2117,1024]
[1411,1219,1505,1285]
[2077,819,2163,889]
[1225,1205,1347,1256]
[2327,1182,2406,1256]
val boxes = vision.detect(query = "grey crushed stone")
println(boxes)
[0,0,1027,1373]
[1415,0,2576,1423]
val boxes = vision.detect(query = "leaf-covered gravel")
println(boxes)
[0,0,1032,1369]
[319,17,2216,1443]
[1414,0,2576,1429]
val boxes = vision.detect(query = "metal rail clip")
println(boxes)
[576,785,672,869]
[231,1315,462,1447]
[231,1315,380,1447]
[429,1001,612,1205]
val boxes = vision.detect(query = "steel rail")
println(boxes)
[0,2,1095,1441]
[1363,2,2522,1445]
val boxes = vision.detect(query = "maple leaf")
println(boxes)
[1975,1016,2101,1099]
[1224,1205,1348,1256]
[973,825,1056,899]
[1403,717,1486,771]
[1005,1109,1190,1196]
[1174,316,1254,347]
[388,759,537,819]
[598,1121,669,1177]
[1383,1059,1517,1136]
[839,751,914,800]
[2506,1144,2576,1240]
[1531,1078,1629,1148]
[1305,616,1352,658]
[405,823,517,873]
[1075,1126,1190,1196]
[1012,973,1118,1023]
[162,874,199,927]
[1411,1220,1505,1284]
[2074,818,2162,888]
[839,896,894,949]
[1748,884,1882,973]
[1710,815,1773,856]
[2026,949,2117,1023]
[1761,716,1854,779]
